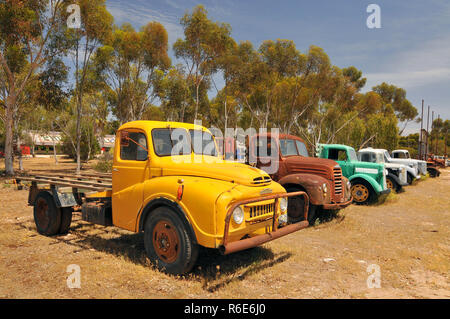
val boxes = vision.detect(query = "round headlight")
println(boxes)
[322,183,328,193]
[280,198,288,212]
[232,206,244,225]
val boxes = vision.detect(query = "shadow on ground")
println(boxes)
[15,216,292,292]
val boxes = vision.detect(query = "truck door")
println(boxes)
[327,148,353,176]
[112,129,150,231]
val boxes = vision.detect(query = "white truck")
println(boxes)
[392,149,439,177]
[382,149,423,184]
[358,148,408,192]
[391,150,428,175]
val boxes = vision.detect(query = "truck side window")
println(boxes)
[120,131,148,161]
[328,148,347,161]
[255,137,276,157]
[360,153,375,163]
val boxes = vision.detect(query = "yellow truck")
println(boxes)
[16,121,309,274]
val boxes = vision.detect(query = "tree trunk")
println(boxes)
[76,96,82,174]
[4,98,15,176]
[194,83,200,120]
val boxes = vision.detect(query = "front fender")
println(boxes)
[406,166,419,178]
[349,174,383,194]
[278,173,329,205]
[387,172,403,187]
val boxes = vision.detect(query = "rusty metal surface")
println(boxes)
[221,191,309,254]
[322,197,353,210]
[249,133,346,205]
[220,220,309,255]
[15,176,111,192]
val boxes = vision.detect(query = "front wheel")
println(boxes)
[407,173,414,185]
[386,176,401,193]
[285,187,317,226]
[351,181,375,205]
[144,207,198,275]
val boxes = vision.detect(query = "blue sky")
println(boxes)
[106,0,450,134]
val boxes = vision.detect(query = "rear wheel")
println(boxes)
[58,207,73,234]
[33,191,61,236]
[144,207,198,275]
[285,186,317,226]
[351,181,375,205]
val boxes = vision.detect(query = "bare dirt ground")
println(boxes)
[0,157,449,299]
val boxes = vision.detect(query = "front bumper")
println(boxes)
[379,188,391,196]
[220,191,309,255]
[322,197,353,210]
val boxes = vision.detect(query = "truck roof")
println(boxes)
[252,132,306,143]
[359,148,388,154]
[118,121,211,132]
[319,144,355,150]
[392,149,409,153]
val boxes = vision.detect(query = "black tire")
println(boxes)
[407,172,414,185]
[58,207,73,234]
[351,180,376,205]
[285,186,317,226]
[33,191,61,236]
[144,206,198,275]
[386,175,401,193]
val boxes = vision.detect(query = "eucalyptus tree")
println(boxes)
[64,0,113,173]
[0,0,64,175]
[95,22,170,124]
[173,5,232,121]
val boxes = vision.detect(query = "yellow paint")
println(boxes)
[110,120,288,248]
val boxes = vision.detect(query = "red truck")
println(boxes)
[218,133,353,224]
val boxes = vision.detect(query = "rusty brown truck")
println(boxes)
[246,133,353,225]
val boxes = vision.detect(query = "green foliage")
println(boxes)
[94,148,114,173]
[61,121,100,161]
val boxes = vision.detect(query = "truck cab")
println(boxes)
[358,148,408,193]
[316,144,390,204]
[247,133,353,225]
[388,149,424,183]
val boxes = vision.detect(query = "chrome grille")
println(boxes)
[249,203,275,218]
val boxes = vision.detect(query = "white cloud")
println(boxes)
[107,2,184,45]
[364,35,450,90]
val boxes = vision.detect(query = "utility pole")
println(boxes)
[419,100,424,160]
[431,111,434,155]
[436,114,440,155]
[426,106,430,160]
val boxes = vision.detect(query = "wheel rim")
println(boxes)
[386,179,394,190]
[351,184,369,202]
[152,220,180,264]
[35,198,49,229]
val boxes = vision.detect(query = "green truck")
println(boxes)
[316,144,391,204]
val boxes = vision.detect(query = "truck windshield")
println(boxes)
[190,130,218,157]
[280,139,298,156]
[279,139,309,157]
[348,148,358,162]
[376,153,385,163]
[152,128,191,156]
[384,151,392,160]
[296,140,309,157]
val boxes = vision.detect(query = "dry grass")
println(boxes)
[0,157,449,298]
